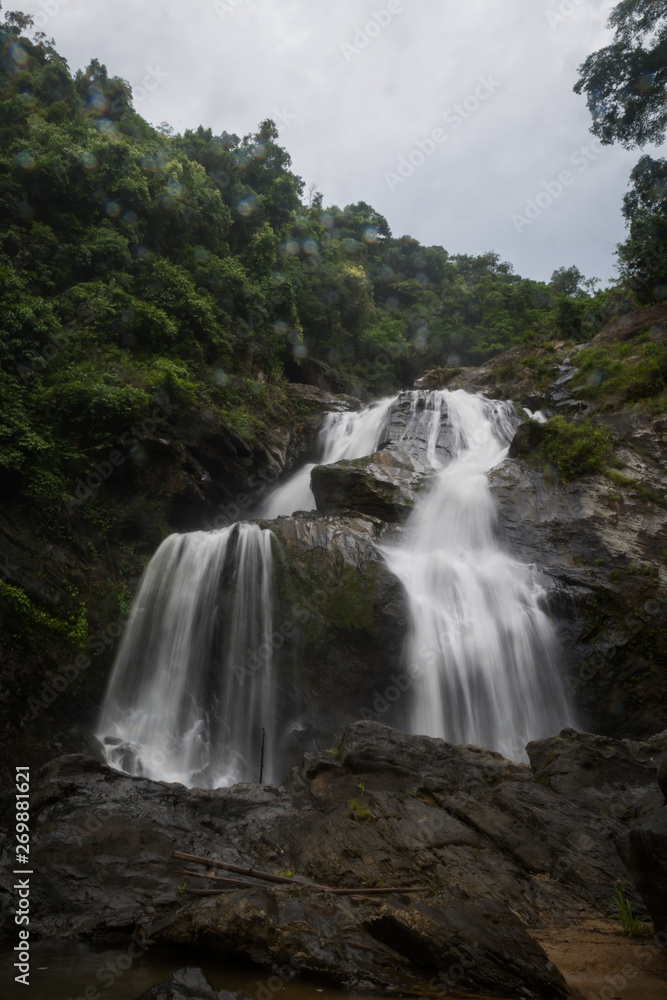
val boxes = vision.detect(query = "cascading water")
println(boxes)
[97,522,276,787]
[98,388,573,788]
[384,388,574,761]
[97,397,397,787]
[257,396,397,518]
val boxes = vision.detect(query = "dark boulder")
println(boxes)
[617,805,667,935]
[132,967,251,1000]
[658,751,667,804]
[310,450,427,522]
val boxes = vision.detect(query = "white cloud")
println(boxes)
[18,0,643,283]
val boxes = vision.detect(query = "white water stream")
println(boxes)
[97,523,275,787]
[98,389,572,785]
[256,396,397,518]
[383,389,572,761]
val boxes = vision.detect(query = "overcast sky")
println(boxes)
[17,0,651,285]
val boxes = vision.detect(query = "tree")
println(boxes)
[622,154,667,219]
[550,265,585,297]
[574,0,667,149]
[2,7,34,36]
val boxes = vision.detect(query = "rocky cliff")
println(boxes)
[1,723,665,997]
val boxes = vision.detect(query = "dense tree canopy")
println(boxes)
[574,0,667,149]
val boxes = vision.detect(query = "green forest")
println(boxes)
[0,3,666,525]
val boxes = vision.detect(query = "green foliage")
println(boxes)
[0,579,87,645]
[573,335,667,407]
[574,1,667,149]
[348,798,371,820]
[529,417,612,482]
[612,882,650,937]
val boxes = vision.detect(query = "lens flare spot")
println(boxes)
[292,344,308,358]
[10,42,29,66]
[273,320,288,335]
[121,210,138,227]
[81,152,98,170]
[193,246,209,262]
[96,118,118,136]
[236,196,256,216]
[105,201,121,218]
[213,370,229,386]
[320,212,334,229]
[363,226,379,243]
[302,238,317,255]
[17,151,34,169]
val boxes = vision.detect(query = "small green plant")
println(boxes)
[177,881,187,895]
[612,883,650,937]
[273,869,295,878]
[349,798,371,820]
[357,781,366,794]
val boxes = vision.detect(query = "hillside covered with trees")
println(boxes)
[2,5,665,524]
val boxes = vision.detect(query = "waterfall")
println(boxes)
[98,388,573,788]
[97,522,276,788]
[257,395,397,518]
[383,389,574,761]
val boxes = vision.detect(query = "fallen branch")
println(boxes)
[172,868,259,888]
[171,851,424,896]
[185,888,235,896]
[324,886,424,895]
[171,851,329,889]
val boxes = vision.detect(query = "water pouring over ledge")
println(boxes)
[382,389,573,762]
[97,388,574,785]
[97,523,276,787]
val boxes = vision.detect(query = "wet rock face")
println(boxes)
[4,723,666,996]
[617,740,667,937]
[310,449,428,522]
[489,455,667,738]
[263,514,408,761]
[381,390,462,463]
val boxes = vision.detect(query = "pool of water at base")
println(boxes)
[0,940,451,1000]
[1,940,665,1000]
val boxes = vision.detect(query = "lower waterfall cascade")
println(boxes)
[97,522,276,787]
[97,388,575,786]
